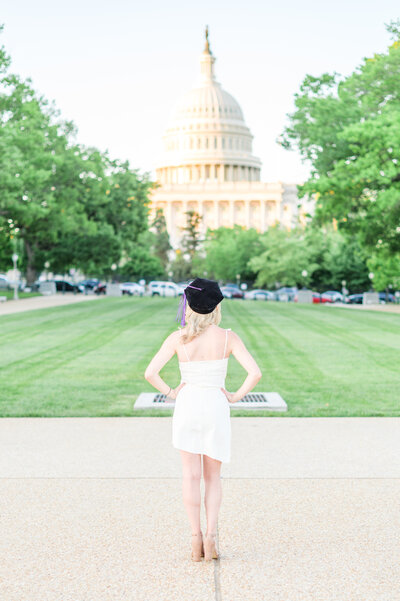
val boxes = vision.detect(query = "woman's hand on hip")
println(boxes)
[168,381,187,400]
[220,387,238,403]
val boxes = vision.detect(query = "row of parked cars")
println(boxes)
[22,279,146,296]
[3,274,398,304]
[145,282,296,300]
[144,282,399,304]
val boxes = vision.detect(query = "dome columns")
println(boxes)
[150,196,282,248]
[156,164,261,185]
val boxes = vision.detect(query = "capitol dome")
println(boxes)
[156,28,262,185]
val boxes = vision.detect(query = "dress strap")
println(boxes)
[223,328,231,359]
[179,328,191,361]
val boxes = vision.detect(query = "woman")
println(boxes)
[144,278,262,562]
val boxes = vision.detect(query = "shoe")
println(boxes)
[204,533,218,560]
[191,533,204,561]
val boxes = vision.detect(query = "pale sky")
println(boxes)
[1,0,399,183]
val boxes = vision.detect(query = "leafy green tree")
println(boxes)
[247,225,370,292]
[0,72,68,281]
[99,163,152,255]
[0,29,154,282]
[119,246,164,281]
[367,250,400,291]
[180,210,203,260]
[204,225,263,283]
[0,219,13,272]
[320,234,370,293]
[248,226,316,288]
[281,20,400,259]
[151,207,172,269]
[169,249,193,282]
[301,227,370,292]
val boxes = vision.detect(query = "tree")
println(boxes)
[204,225,263,283]
[180,210,203,260]
[248,226,317,289]
[150,207,172,269]
[0,219,13,272]
[0,28,154,282]
[367,250,400,291]
[281,21,400,261]
[119,246,164,281]
[169,249,193,282]
[247,225,370,292]
[319,234,370,293]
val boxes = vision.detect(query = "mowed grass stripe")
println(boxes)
[221,300,399,415]
[0,298,176,416]
[227,301,336,413]
[0,297,399,417]
[0,296,146,345]
[271,304,399,375]
[0,298,155,370]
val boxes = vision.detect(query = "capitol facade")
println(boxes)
[149,29,312,248]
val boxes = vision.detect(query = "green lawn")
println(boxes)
[0,296,399,417]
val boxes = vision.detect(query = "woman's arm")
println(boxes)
[144,331,186,399]
[221,331,262,403]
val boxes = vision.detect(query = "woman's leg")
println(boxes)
[179,450,202,534]
[202,454,222,535]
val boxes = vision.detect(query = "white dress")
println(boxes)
[172,328,232,463]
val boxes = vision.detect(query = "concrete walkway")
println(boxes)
[0,292,99,315]
[325,301,400,314]
[0,417,399,600]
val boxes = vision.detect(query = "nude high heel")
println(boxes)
[191,533,204,561]
[204,533,218,560]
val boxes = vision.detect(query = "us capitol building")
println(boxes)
[149,29,312,248]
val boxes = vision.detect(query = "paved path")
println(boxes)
[0,293,99,315]
[325,301,400,314]
[0,417,399,601]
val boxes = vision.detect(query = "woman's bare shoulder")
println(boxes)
[226,329,245,346]
[161,329,182,348]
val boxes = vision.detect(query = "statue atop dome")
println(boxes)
[204,25,212,54]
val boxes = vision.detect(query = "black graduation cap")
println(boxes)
[176,278,224,326]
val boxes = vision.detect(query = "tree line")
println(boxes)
[1,22,399,293]
[280,19,400,292]
[0,25,161,284]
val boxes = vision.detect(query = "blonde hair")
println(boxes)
[180,302,222,343]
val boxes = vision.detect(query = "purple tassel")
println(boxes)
[176,284,203,327]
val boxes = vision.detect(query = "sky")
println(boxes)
[1,0,399,183]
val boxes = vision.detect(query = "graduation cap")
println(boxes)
[176,278,224,326]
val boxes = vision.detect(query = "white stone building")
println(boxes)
[149,28,312,248]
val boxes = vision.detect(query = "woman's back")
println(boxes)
[177,324,231,363]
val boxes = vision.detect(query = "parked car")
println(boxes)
[244,289,276,301]
[0,275,10,290]
[148,281,183,297]
[346,291,396,305]
[120,282,145,296]
[276,287,297,302]
[79,278,100,291]
[220,284,244,299]
[321,290,345,303]
[53,280,84,293]
[378,292,396,303]
[346,293,363,304]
